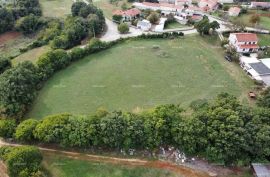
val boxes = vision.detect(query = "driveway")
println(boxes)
[100,18,143,42]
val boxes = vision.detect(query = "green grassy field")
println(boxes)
[230,10,270,30]
[258,34,270,46]
[43,153,179,177]
[26,36,255,119]
[12,45,50,65]
[40,0,74,18]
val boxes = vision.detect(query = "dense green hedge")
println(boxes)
[1,93,270,165]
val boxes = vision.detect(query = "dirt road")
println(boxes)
[0,139,209,177]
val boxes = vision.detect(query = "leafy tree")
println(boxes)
[195,16,220,35]
[15,119,38,142]
[17,0,42,16]
[0,119,16,138]
[118,23,129,34]
[0,57,12,74]
[71,2,87,16]
[86,14,105,37]
[0,62,39,118]
[147,12,159,24]
[226,46,239,61]
[15,14,43,34]
[0,8,15,34]
[34,114,70,143]
[38,20,62,42]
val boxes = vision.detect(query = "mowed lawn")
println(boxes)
[40,0,74,18]
[27,36,254,119]
[43,154,179,177]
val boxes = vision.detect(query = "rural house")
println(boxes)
[229,33,259,53]
[137,19,152,31]
[198,0,218,11]
[228,7,241,16]
[113,8,141,22]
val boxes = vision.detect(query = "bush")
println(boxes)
[0,57,11,74]
[3,146,42,177]
[15,119,38,142]
[147,12,159,24]
[0,8,15,34]
[118,23,129,34]
[0,119,16,138]
[112,15,122,23]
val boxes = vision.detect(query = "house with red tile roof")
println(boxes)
[228,7,241,16]
[198,0,218,12]
[113,8,141,22]
[229,33,259,53]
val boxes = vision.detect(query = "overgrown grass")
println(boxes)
[258,34,270,46]
[40,0,74,18]
[164,21,187,29]
[12,45,50,65]
[27,35,255,119]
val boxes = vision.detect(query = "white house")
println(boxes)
[228,7,241,17]
[229,33,259,53]
[240,56,270,86]
[218,0,234,3]
[137,20,152,31]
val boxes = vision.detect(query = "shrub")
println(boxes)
[0,57,11,74]
[118,23,129,34]
[112,15,122,23]
[15,14,43,35]
[0,8,15,34]
[69,47,86,61]
[0,119,16,138]
[3,146,42,177]
[15,119,38,142]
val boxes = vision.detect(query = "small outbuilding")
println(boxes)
[137,20,152,31]
[228,7,241,17]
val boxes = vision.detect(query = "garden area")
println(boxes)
[164,21,187,30]
[26,35,255,119]
[230,9,270,30]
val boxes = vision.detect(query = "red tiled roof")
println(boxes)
[141,2,183,9]
[113,8,141,17]
[234,33,258,42]
[200,0,218,8]
[239,44,259,49]
[228,7,241,14]
[142,2,160,7]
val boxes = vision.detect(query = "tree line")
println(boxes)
[0,93,270,165]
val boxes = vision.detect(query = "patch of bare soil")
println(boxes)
[0,31,21,44]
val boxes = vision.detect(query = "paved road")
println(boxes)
[101,19,143,42]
